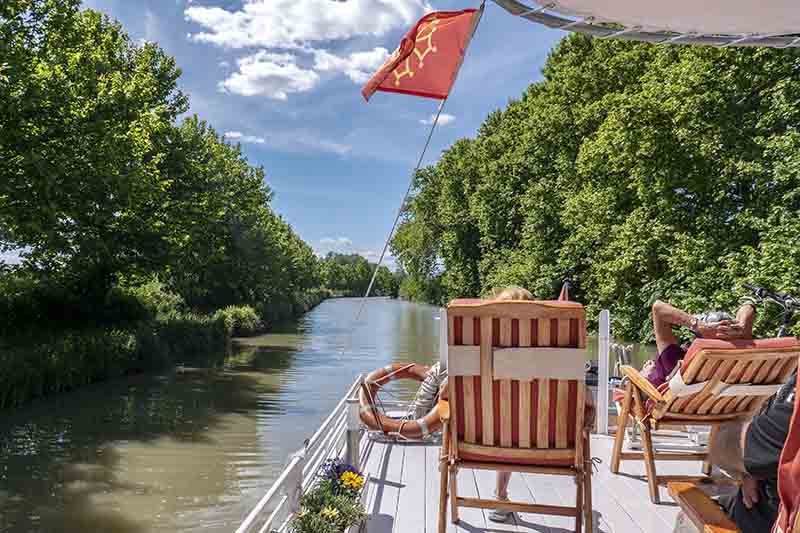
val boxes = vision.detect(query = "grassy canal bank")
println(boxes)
[0,282,332,410]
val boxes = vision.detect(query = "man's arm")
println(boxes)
[652,300,696,353]
[736,303,757,339]
[653,300,697,330]
[652,300,745,352]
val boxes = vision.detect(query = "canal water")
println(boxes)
[0,298,653,533]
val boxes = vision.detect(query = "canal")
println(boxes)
[0,298,652,532]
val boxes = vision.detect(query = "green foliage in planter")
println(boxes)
[289,480,366,533]
[288,460,366,533]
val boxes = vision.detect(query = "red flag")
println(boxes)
[362,6,482,101]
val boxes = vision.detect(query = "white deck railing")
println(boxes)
[236,375,364,533]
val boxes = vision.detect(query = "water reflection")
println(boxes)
[0,298,441,533]
[0,298,653,533]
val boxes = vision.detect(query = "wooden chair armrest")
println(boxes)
[668,482,740,533]
[621,365,665,403]
[438,400,450,422]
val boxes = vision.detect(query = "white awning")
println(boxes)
[494,0,800,48]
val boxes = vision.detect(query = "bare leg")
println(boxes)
[488,472,514,523]
[496,472,511,499]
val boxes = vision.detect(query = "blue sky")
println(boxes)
[3,1,565,266]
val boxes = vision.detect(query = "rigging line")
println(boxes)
[338,1,487,359]
[335,97,447,360]
[357,97,446,314]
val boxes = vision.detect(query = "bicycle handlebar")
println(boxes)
[743,283,800,311]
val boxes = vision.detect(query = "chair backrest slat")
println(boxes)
[447,299,587,458]
[658,338,800,419]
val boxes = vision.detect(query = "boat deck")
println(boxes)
[358,434,705,533]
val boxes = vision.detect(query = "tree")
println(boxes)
[0,0,325,325]
[0,0,188,293]
[394,34,800,340]
[319,253,398,297]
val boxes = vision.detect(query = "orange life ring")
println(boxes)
[359,362,442,439]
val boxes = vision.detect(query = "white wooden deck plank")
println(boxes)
[589,437,662,532]
[521,471,581,532]
[366,442,405,533]
[362,440,389,525]
[455,468,488,532]
[472,468,520,532]
[394,444,428,533]
[590,436,680,531]
[364,434,710,533]
[505,471,553,533]
[581,464,640,533]
[424,439,457,533]
[527,464,616,533]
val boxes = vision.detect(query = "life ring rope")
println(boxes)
[359,362,442,440]
[368,362,416,388]
[360,381,387,435]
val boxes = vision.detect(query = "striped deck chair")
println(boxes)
[611,337,800,504]
[438,298,594,533]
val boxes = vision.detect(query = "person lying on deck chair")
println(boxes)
[644,299,757,387]
[673,373,797,533]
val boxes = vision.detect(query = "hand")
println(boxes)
[742,475,760,509]
[697,320,745,340]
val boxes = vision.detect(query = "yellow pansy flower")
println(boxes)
[321,506,339,519]
[339,471,365,490]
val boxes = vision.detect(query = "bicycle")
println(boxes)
[741,283,800,338]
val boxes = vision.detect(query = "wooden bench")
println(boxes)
[668,482,740,533]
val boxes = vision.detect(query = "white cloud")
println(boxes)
[420,113,455,126]
[219,51,319,99]
[271,131,352,155]
[314,239,396,268]
[313,47,389,84]
[223,129,351,155]
[303,136,352,155]
[223,131,266,144]
[320,237,353,248]
[358,250,397,269]
[185,0,430,49]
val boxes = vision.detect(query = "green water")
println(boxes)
[0,298,654,532]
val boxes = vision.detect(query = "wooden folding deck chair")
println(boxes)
[667,353,800,533]
[611,337,800,504]
[438,298,594,533]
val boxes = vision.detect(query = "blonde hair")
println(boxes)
[487,286,534,301]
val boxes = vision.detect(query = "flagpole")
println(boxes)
[351,1,487,328]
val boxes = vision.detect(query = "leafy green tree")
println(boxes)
[0,0,188,293]
[394,34,800,340]
[319,253,398,297]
